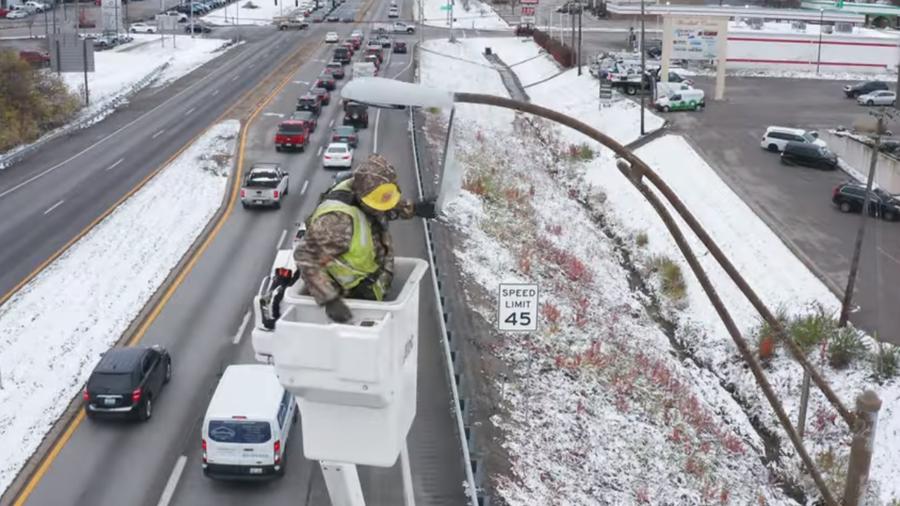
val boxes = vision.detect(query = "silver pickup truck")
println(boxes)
[241,163,289,209]
[275,16,309,30]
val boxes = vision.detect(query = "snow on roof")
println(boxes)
[729,19,900,39]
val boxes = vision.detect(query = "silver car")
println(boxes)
[241,163,289,209]
[857,90,896,106]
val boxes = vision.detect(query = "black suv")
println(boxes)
[333,46,351,64]
[843,80,888,98]
[83,346,172,421]
[343,101,369,128]
[832,182,900,221]
[296,94,322,116]
[781,141,838,170]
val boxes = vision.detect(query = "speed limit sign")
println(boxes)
[498,284,539,332]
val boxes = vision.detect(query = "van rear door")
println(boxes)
[206,418,275,468]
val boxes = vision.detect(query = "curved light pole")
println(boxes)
[341,77,876,506]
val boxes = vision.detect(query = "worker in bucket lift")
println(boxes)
[294,154,438,323]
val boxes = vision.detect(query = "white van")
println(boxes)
[760,126,826,153]
[202,365,297,480]
[655,88,705,112]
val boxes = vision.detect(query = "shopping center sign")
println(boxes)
[669,16,725,60]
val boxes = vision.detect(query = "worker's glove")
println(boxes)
[324,298,352,323]
[413,198,437,219]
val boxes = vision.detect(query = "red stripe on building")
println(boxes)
[728,36,897,48]
[727,57,887,67]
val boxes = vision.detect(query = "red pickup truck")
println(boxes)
[274,120,310,152]
[19,51,50,67]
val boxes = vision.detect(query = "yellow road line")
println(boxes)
[11,38,314,506]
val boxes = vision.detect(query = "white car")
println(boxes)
[24,1,48,12]
[6,9,29,18]
[857,90,896,106]
[322,142,353,169]
[129,22,157,33]
[760,126,826,153]
[388,6,399,17]
[325,31,339,43]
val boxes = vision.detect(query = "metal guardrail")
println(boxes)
[409,104,481,505]
[0,61,169,170]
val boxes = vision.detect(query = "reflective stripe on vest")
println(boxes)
[309,198,379,292]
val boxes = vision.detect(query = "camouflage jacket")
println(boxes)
[294,198,416,304]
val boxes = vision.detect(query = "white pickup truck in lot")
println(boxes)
[274,15,309,30]
[241,163,289,209]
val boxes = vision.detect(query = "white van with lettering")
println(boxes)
[202,365,297,480]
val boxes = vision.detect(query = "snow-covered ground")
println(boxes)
[0,120,239,495]
[416,0,508,31]
[422,35,900,504]
[203,0,304,25]
[61,34,235,118]
[450,37,560,86]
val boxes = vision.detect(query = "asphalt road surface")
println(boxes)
[0,25,287,299]
[669,76,900,343]
[17,1,466,505]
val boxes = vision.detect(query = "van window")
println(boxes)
[277,391,292,427]
[208,420,272,443]
[670,94,681,101]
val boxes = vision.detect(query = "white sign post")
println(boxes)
[661,15,728,100]
[498,284,539,332]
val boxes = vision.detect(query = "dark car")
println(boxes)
[290,110,318,132]
[185,23,212,33]
[315,74,336,91]
[83,345,172,421]
[311,85,331,105]
[333,46,351,64]
[348,35,362,49]
[514,23,534,37]
[296,94,322,116]
[324,61,345,79]
[376,34,392,48]
[331,125,358,147]
[843,80,889,98]
[393,41,407,54]
[832,182,900,221]
[780,141,838,170]
[343,101,369,128]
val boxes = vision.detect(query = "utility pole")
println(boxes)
[449,0,455,42]
[570,7,575,67]
[639,0,645,135]
[577,2,582,75]
[839,110,892,327]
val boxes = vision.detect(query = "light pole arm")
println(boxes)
[452,91,844,506]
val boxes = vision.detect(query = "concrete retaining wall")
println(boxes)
[822,130,900,194]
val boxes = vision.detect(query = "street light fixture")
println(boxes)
[340,77,861,506]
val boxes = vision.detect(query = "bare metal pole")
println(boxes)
[839,114,883,327]
[639,0,645,135]
[577,3,582,75]
[453,91,851,505]
[843,390,882,506]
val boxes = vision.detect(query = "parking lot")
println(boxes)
[667,75,900,342]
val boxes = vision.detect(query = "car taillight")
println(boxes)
[274,440,281,464]
[343,155,350,159]
[240,189,246,198]
[82,388,90,401]
[273,190,280,199]
[201,438,207,463]
[131,387,142,404]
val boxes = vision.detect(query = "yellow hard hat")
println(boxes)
[361,182,401,211]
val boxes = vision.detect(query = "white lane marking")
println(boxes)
[300,179,309,195]
[43,200,65,215]
[373,108,382,153]
[317,145,323,156]
[276,228,287,249]
[152,129,166,139]
[879,246,900,266]
[156,455,187,506]
[0,41,250,200]
[263,112,285,118]
[329,118,335,127]
[184,107,196,116]
[231,74,240,81]
[294,80,308,85]
[248,62,256,69]
[105,158,124,171]
[233,310,252,345]
[212,88,220,96]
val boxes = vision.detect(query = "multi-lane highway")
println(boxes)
[6,1,467,504]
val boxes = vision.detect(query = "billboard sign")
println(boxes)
[520,6,535,15]
[670,17,722,60]
[520,0,539,4]
[49,34,95,73]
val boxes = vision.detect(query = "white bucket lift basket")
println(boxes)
[251,257,428,467]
